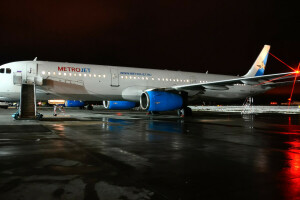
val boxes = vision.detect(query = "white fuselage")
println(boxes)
[0,61,267,103]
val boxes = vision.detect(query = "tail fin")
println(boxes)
[244,45,270,77]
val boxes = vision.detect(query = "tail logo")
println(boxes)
[257,60,266,70]
[255,61,265,76]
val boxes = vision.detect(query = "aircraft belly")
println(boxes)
[0,92,20,101]
[35,93,121,101]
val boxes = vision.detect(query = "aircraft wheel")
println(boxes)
[147,111,159,115]
[177,109,184,117]
[12,112,19,120]
[178,107,192,117]
[87,104,93,110]
[151,111,160,115]
[37,113,43,120]
[185,107,192,116]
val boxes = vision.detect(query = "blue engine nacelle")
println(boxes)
[64,100,85,107]
[103,101,136,110]
[140,91,183,111]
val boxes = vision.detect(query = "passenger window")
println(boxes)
[6,68,11,74]
[0,68,4,73]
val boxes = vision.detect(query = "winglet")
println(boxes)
[244,45,270,77]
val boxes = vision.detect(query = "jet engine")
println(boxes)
[64,100,85,107]
[140,91,183,111]
[103,101,136,110]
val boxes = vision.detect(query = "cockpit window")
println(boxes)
[0,68,4,73]
[6,68,11,74]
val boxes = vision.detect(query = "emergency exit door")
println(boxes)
[110,68,119,87]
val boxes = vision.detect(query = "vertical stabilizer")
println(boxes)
[244,45,270,77]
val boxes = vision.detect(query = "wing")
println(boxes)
[172,72,298,91]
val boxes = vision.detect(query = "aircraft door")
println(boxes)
[110,68,119,87]
[26,62,37,76]
[189,75,196,84]
[24,62,38,84]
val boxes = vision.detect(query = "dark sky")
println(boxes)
[0,0,298,76]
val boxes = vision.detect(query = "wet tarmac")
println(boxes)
[0,107,300,200]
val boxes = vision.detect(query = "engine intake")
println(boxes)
[140,91,183,111]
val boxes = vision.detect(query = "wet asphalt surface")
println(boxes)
[0,107,300,200]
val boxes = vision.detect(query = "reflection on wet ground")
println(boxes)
[0,108,300,199]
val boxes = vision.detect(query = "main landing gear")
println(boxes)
[177,107,192,117]
[87,104,93,110]
[146,111,160,115]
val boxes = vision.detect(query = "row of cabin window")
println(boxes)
[0,68,245,85]
[40,71,212,84]
[0,68,11,74]
[120,75,191,82]
[120,75,211,83]
[41,71,106,78]
[234,84,246,86]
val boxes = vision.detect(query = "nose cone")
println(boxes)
[0,81,5,101]
[0,64,11,101]
[0,65,4,91]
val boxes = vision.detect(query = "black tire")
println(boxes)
[13,113,19,120]
[185,107,192,116]
[150,111,159,115]
[87,105,93,110]
[177,109,184,117]
[178,107,192,117]
[37,114,43,120]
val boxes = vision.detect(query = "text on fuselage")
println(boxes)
[120,72,151,76]
[58,66,91,73]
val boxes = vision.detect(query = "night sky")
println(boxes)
[0,1,298,86]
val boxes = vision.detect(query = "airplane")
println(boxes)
[0,45,298,118]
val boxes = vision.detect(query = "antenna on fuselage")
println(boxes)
[33,57,37,61]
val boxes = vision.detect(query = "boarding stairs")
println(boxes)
[12,61,43,119]
[19,84,36,118]
[241,97,254,114]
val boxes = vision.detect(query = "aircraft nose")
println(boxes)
[0,68,3,93]
[0,66,9,101]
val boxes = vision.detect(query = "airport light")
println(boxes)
[254,57,299,107]
[288,62,300,106]
[48,100,65,105]
[260,53,300,107]
[269,51,299,107]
